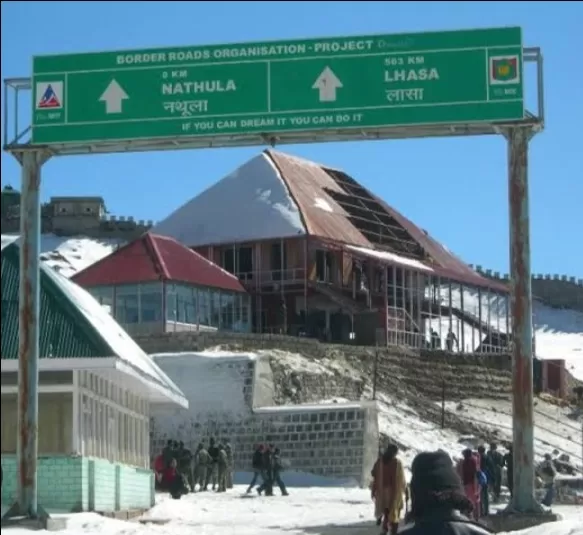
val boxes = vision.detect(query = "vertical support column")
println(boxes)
[383,265,389,346]
[4,150,48,522]
[478,288,483,352]
[505,126,541,514]
[459,284,465,353]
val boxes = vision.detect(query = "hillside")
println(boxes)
[258,348,582,471]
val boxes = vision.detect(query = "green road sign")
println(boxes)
[31,27,524,145]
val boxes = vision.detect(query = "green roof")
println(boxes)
[1,241,112,359]
[0,239,187,408]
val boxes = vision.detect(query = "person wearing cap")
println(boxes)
[400,450,493,535]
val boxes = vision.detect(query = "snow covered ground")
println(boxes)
[267,349,582,471]
[441,397,583,469]
[3,486,582,535]
[431,285,583,382]
[1,233,122,278]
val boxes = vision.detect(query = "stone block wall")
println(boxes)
[149,352,378,486]
[1,455,154,512]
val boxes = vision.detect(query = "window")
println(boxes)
[238,246,253,274]
[140,282,163,323]
[89,286,114,312]
[222,248,235,274]
[115,284,139,323]
[271,243,287,280]
[211,290,221,328]
[166,284,177,321]
[198,288,210,327]
[176,284,196,324]
[1,393,73,454]
[221,292,234,330]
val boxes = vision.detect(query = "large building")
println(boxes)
[1,237,187,513]
[72,231,251,335]
[152,149,509,351]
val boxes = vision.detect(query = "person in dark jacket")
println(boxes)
[246,444,266,494]
[161,439,175,468]
[271,447,289,496]
[257,444,274,496]
[400,450,493,535]
[206,437,220,491]
[486,443,504,502]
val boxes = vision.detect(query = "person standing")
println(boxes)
[370,444,407,535]
[486,443,504,502]
[271,447,289,496]
[247,444,265,494]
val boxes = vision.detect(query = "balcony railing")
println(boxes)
[236,268,306,286]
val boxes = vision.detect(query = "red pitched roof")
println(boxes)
[72,232,245,293]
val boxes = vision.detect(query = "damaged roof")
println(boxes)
[265,149,505,291]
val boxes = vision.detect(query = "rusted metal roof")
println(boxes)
[73,232,246,293]
[266,149,505,292]
[266,150,371,248]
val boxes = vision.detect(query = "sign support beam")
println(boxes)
[504,125,544,514]
[2,149,51,526]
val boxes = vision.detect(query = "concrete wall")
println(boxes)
[149,352,378,486]
[1,455,154,512]
[469,265,583,313]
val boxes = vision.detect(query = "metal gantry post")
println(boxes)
[3,150,49,524]
[505,126,543,514]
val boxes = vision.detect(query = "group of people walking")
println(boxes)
[246,443,289,496]
[152,439,290,500]
[153,438,234,498]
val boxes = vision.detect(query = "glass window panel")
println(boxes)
[211,290,221,328]
[221,292,234,330]
[176,284,195,324]
[140,282,163,323]
[242,294,251,332]
[198,288,210,326]
[166,284,177,322]
[115,284,139,324]
[234,293,242,328]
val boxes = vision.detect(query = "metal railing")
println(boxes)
[236,268,306,285]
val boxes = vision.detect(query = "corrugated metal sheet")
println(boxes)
[266,149,504,292]
[73,232,246,293]
[1,244,111,360]
[266,150,371,248]
[370,194,507,291]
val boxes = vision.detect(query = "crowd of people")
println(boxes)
[152,439,289,499]
[369,441,570,535]
[153,438,234,498]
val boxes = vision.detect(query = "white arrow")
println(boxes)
[312,66,343,102]
[99,79,129,114]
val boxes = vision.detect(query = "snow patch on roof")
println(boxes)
[1,233,122,278]
[152,153,306,247]
[46,267,187,407]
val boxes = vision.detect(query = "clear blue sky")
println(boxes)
[1,1,581,277]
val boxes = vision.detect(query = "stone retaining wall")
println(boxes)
[149,353,378,487]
